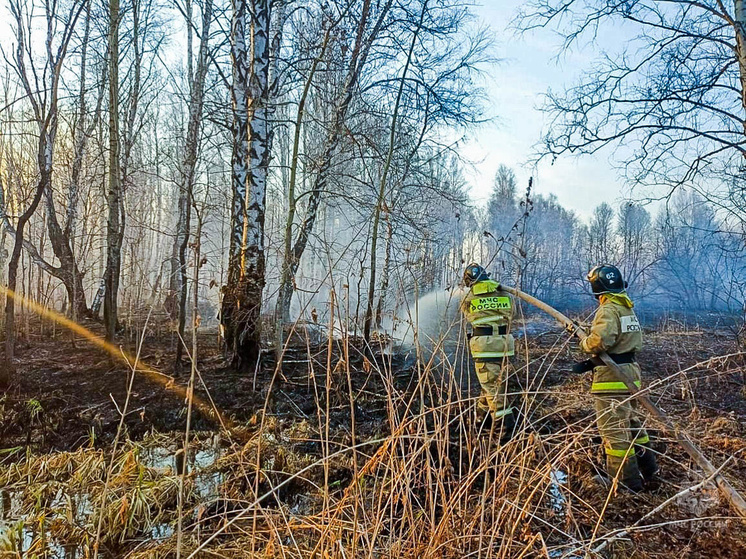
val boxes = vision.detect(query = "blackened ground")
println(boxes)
[0,320,405,453]
[1,318,746,558]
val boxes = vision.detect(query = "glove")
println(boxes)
[566,320,582,337]
[572,359,595,374]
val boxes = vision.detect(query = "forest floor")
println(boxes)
[1,315,746,558]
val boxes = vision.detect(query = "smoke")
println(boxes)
[397,287,466,347]
[391,287,476,390]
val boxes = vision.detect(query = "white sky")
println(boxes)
[0,0,638,221]
[461,1,634,220]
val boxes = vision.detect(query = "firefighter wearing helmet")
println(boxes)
[576,264,659,491]
[460,263,516,441]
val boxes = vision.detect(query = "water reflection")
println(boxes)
[549,468,567,512]
[0,440,224,557]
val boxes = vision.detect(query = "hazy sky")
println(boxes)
[0,0,631,220]
[462,1,631,220]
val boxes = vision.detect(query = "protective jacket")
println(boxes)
[461,280,515,361]
[580,294,642,394]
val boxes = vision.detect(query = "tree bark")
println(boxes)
[172,0,213,371]
[232,0,271,371]
[220,0,272,372]
[221,0,272,372]
[220,0,251,358]
[104,0,121,342]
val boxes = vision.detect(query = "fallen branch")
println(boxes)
[502,285,746,519]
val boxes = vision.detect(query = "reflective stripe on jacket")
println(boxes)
[461,280,515,360]
[581,295,643,394]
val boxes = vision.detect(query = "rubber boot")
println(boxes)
[636,443,660,488]
[476,410,515,442]
[498,411,517,444]
[607,454,643,493]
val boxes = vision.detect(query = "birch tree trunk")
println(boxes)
[104,0,122,342]
[220,0,251,358]
[222,0,272,371]
[230,0,270,371]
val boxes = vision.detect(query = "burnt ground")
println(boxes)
[529,325,746,558]
[0,320,401,453]
[1,317,746,557]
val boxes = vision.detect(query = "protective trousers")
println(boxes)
[475,360,513,420]
[594,394,649,488]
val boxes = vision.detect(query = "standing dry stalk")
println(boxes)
[176,208,203,558]
[93,310,152,558]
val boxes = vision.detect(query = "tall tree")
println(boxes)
[1,0,85,369]
[13,0,101,322]
[587,202,616,266]
[274,0,393,343]
[171,0,214,370]
[104,0,122,341]
[363,0,427,342]
[488,165,518,222]
[519,0,746,229]
[485,164,519,273]
[655,190,721,310]
[221,0,271,372]
[617,202,653,289]
[234,0,271,370]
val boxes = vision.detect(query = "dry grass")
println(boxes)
[2,318,746,558]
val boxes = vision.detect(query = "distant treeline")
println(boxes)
[474,165,746,318]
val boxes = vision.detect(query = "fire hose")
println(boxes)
[501,285,746,519]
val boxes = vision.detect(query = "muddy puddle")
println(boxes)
[0,437,224,557]
[549,468,568,513]
[141,439,224,500]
